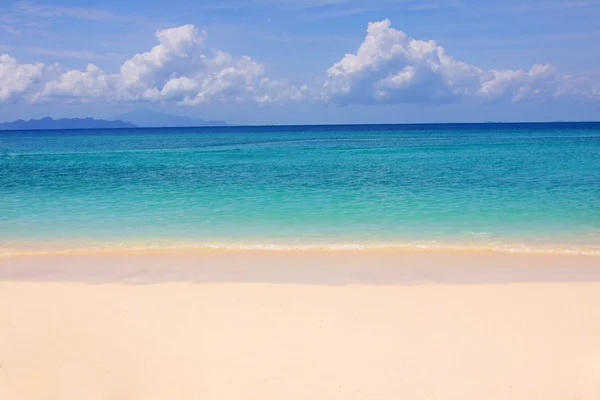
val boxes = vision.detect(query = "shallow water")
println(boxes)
[1,123,599,254]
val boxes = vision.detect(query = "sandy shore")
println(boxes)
[1,251,600,399]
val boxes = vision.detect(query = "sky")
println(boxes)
[1,0,599,125]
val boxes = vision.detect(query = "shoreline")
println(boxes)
[3,240,600,257]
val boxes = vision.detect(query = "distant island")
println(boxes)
[0,110,228,131]
[115,110,227,128]
[0,117,136,130]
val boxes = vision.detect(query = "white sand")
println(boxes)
[1,251,600,399]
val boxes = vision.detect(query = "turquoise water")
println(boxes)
[1,123,599,254]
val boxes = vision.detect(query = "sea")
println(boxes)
[1,122,599,255]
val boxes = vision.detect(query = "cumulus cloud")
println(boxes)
[0,54,45,103]
[1,20,598,108]
[323,19,600,105]
[1,24,306,105]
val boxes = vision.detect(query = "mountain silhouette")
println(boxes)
[115,110,227,127]
[0,117,136,130]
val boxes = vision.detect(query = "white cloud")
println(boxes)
[35,63,113,102]
[1,19,599,108]
[323,19,600,105]
[0,54,45,103]
[1,24,304,106]
[116,24,208,100]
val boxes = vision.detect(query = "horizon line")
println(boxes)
[2,120,600,132]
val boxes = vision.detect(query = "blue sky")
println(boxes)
[1,0,599,125]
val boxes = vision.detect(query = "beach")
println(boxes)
[2,124,599,398]
[2,1,600,395]
[1,250,599,400]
